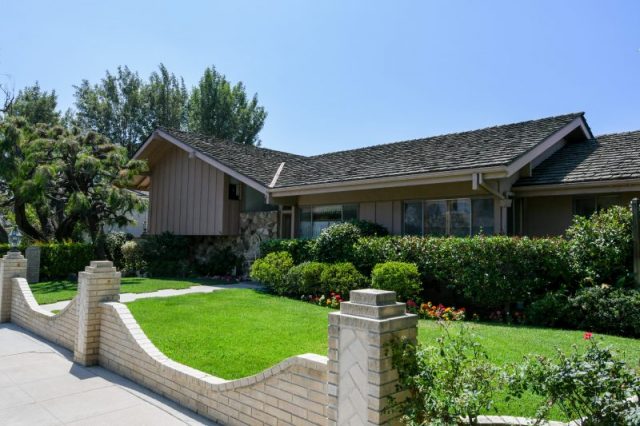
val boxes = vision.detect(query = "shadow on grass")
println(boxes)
[30,280,77,294]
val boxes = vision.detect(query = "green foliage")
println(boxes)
[105,231,130,269]
[285,262,327,296]
[146,64,189,131]
[195,246,243,276]
[121,240,144,274]
[566,286,640,337]
[0,118,148,242]
[565,206,634,287]
[506,340,640,425]
[38,242,95,280]
[525,291,570,328]
[314,222,362,263]
[319,262,367,296]
[139,232,191,277]
[250,251,294,294]
[389,324,501,425]
[346,219,388,237]
[188,66,267,146]
[260,238,316,264]
[371,261,421,301]
[6,82,60,126]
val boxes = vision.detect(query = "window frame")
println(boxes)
[403,196,494,237]
[298,204,360,238]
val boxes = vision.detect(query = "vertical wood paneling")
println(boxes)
[359,202,376,222]
[215,172,225,234]
[193,159,202,234]
[392,201,403,235]
[375,201,393,233]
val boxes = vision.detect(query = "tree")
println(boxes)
[74,66,151,157]
[146,63,188,130]
[188,66,267,145]
[0,117,147,243]
[6,82,60,126]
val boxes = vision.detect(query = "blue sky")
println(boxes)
[1,1,638,155]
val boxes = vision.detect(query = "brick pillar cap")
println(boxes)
[3,251,25,260]
[349,289,396,306]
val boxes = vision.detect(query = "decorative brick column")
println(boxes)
[328,289,418,426]
[0,251,27,323]
[74,260,120,366]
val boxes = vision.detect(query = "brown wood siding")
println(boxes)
[148,145,231,235]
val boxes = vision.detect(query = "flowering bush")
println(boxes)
[301,292,343,309]
[417,301,466,321]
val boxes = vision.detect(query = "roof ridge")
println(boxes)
[594,129,640,138]
[309,112,584,158]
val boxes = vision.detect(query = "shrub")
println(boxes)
[389,324,501,425]
[565,286,640,337]
[507,340,640,425]
[525,291,569,328]
[285,262,327,296]
[139,232,191,277]
[250,251,294,294]
[121,240,144,274]
[38,242,95,280]
[565,206,634,287]
[105,232,130,269]
[319,262,367,296]
[196,246,243,276]
[314,223,361,263]
[346,219,388,237]
[371,261,421,301]
[259,239,316,264]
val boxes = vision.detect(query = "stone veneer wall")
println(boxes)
[100,302,328,425]
[10,277,78,351]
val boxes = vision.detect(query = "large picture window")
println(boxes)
[299,204,358,238]
[404,198,494,237]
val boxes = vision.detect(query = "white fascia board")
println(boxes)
[268,167,508,198]
[506,117,590,177]
[139,130,269,195]
[513,179,640,197]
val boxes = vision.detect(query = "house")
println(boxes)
[129,112,640,257]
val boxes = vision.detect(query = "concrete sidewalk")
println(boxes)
[42,282,263,312]
[0,323,216,425]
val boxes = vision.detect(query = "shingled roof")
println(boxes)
[515,130,640,187]
[153,113,587,189]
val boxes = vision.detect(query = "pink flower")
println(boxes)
[583,332,593,340]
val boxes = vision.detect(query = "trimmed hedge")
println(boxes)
[319,262,368,296]
[260,239,316,264]
[371,261,421,301]
[285,262,326,296]
[0,242,95,280]
[250,251,294,295]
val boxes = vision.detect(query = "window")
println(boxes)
[573,195,621,217]
[299,204,359,238]
[404,198,494,237]
[228,183,240,200]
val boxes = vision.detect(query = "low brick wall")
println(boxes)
[99,301,329,425]
[10,277,77,351]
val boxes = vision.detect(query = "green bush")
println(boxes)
[285,262,327,296]
[196,246,243,276]
[105,232,131,269]
[346,219,388,237]
[250,251,294,294]
[139,232,191,277]
[565,206,634,287]
[371,261,421,301]
[121,240,144,275]
[38,242,95,280]
[260,239,316,264]
[565,286,640,337]
[319,262,367,296]
[525,291,569,328]
[314,222,362,263]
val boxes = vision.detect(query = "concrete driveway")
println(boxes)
[0,323,216,425]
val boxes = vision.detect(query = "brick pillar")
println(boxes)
[0,251,27,323]
[74,260,120,366]
[328,289,418,426]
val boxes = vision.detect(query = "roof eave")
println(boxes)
[513,178,640,197]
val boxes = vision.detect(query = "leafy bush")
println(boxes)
[346,219,388,237]
[285,262,327,296]
[39,242,95,280]
[105,232,131,269]
[259,239,316,264]
[565,206,634,287]
[525,291,569,328]
[371,261,421,301]
[196,246,243,276]
[139,232,191,277]
[565,286,640,337]
[389,324,501,425]
[314,223,361,263]
[250,251,294,294]
[319,262,367,296]
[121,240,144,274]
[507,340,640,425]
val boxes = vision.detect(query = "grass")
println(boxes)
[30,277,230,305]
[128,289,640,420]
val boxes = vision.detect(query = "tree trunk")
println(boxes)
[14,202,45,241]
[0,225,7,243]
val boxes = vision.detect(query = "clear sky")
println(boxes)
[1,1,638,155]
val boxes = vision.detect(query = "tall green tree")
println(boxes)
[7,82,60,126]
[0,117,147,242]
[188,66,267,145]
[146,63,188,130]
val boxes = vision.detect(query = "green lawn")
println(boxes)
[128,289,640,420]
[31,277,229,305]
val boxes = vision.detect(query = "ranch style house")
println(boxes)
[129,112,640,257]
